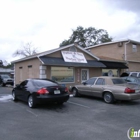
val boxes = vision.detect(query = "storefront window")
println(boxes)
[51,67,74,82]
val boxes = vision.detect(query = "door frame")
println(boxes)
[81,69,89,83]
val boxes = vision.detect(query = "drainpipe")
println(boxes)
[14,63,15,87]
[124,40,130,61]
[124,40,130,72]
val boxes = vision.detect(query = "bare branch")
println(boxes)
[13,42,38,57]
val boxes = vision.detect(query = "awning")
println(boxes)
[100,61,128,69]
[39,56,106,68]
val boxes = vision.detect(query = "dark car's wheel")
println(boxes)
[12,91,18,101]
[72,88,80,97]
[103,92,114,104]
[2,83,6,87]
[0,83,2,86]
[28,95,36,108]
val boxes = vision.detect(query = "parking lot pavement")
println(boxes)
[0,87,140,140]
[0,85,13,94]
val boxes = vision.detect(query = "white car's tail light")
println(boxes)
[124,87,135,94]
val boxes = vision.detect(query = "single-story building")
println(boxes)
[12,44,128,87]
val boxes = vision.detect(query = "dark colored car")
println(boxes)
[12,79,69,108]
[0,74,14,86]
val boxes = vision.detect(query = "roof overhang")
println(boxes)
[100,61,128,69]
[12,43,100,64]
[39,56,106,68]
[38,44,100,60]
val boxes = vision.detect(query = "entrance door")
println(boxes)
[81,69,89,83]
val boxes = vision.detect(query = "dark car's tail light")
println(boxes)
[124,87,135,93]
[37,88,49,95]
[65,87,69,92]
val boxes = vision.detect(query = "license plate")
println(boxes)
[54,90,60,94]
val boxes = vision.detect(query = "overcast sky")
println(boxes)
[0,0,140,63]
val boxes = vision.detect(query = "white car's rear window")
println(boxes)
[112,79,126,84]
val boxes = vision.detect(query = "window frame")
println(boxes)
[132,44,137,52]
[95,78,105,85]
[112,78,126,84]
[84,77,97,86]
[19,80,28,88]
[81,69,89,83]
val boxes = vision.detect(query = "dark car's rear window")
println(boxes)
[112,78,126,84]
[32,79,58,88]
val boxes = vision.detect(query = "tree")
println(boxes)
[13,42,38,57]
[0,60,3,67]
[0,60,13,68]
[3,60,14,68]
[60,26,113,48]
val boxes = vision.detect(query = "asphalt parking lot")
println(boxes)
[0,86,140,140]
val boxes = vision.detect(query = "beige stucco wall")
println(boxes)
[15,58,41,84]
[128,62,140,71]
[89,42,140,62]
[89,41,140,72]
[126,43,140,62]
[89,43,124,60]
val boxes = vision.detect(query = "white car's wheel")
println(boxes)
[72,88,79,97]
[103,92,114,104]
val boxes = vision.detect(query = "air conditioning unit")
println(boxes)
[118,42,123,47]
[108,70,113,77]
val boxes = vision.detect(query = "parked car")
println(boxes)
[121,77,140,85]
[69,76,140,104]
[120,72,140,78]
[12,79,69,108]
[0,74,14,86]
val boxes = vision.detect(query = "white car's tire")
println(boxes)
[72,88,80,97]
[103,92,114,104]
